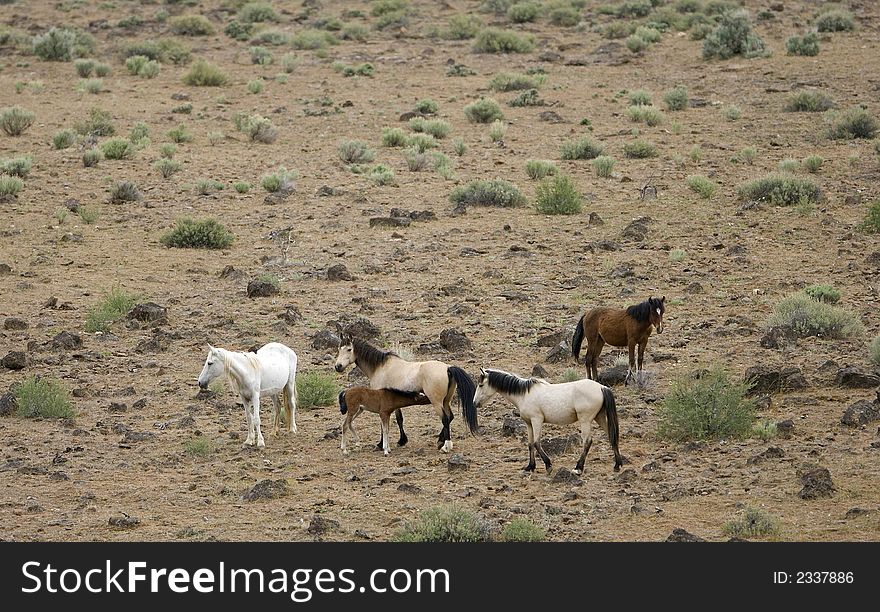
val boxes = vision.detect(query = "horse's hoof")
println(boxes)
[383,450,389,457]
[398,435,408,447]
[244,439,255,447]
[523,465,535,473]
[545,465,553,474]
[572,468,582,476]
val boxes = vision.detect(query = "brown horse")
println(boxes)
[572,296,666,381]
[338,387,432,455]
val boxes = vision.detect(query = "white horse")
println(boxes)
[197,342,298,448]
[473,368,622,474]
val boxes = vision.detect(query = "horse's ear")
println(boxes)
[480,367,486,375]
[208,344,215,352]
[661,295,666,303]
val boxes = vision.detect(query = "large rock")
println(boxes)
[744,365,808,394]
[501,415,526,437]
[598,365,629,387]
[307,515,340,536]
[127,302,167,322]
[439,328,472,352]
[798,467,834,500]
[326,263,353,281]
[665,528,706,542]
[4,317,28,330]
[0,391,17,416]
[1,351,26,370]
[835,367,880,389]
[542,433,582,455]
[544,342,571,364]
[246,278,279,298]
[537,326,576,348]
[841,399,880,427]
[243,479,288,501]
[311,330,341,350]
[760,325,797,349]
[328,315,380,340]
[551,467,581,485]
[621,216,653,242]
[447,454,469,472]
[51,331,82,350]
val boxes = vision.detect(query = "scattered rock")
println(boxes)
[108,402,127,413]
[123,431,154,443]
[0,263,11,275]
[543,433,582,455]
[0,391,16,416]
[609,264,634,279]
[278,305,303,325]
[108,515,140,529]
[307,515,340,536]
[685,282,704,294]
[243,479,289,501]
[551,467,581,485]
[538,110,565,123]
[501,415,526,437]
[665,528,706,542]
[621,216,653,242]
[219,265,246,281]
[845,507,870,519]
[798,467,834,500]
[760,325,797,349]
[311,329,341,350]
[775,419,794,438]
[841,399,880,427]
[398,111,424,122]
[397,483,421,494]
[598,365,629,387]
[835,367,880,389]
[588,211,604,225]
[538,51,563,62]
[447,453,469,472]
[390,208,436,221]
[531,364,548,378]
[747,446,785,465]
[51,331,82,350]
[544,342,571,364]
[329,315,380,340]
[326,263,353,281]
[4,317,27,330]
[744,365,808,394]
[2,351,26,370]
[316,185,344,197]
[369,216,411,229]
[246,278,279,298]
[439,328,472,352]
[127,303,166,324]
[537,326,575,348]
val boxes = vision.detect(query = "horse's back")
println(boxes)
[255,342,297,389]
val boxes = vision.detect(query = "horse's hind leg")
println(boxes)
[587,337,604,380]
[285,380,298,434]
[531,418,552,473]
[395,409,408,446]
[380,411,391,456]
[574,418,594,475]
[523,420,536,472]
[252,393,266,448]
[271,395,281,437]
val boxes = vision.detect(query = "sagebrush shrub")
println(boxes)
[815,9,854,33]
[464,98,503,123]
[501,518,545,542]
[626,35,649,53]
[15,377,75,420]
[861,200,880,234]
[0,106,35,136]
[549,5,580,27]
[0,176,23,198]
[702,10,767,59]
[828,106,878,140]
[109,181,141,203]
[664,86,688,111]
[592,155,615,178]
[409,118,450,139]
[803,155,823,173]
[161,218,234,249]
[74,58,95,77]
[525,159,557,180]
[414,99,439,114]
[626,105,664,126]
[85,286,138,333]
[290,29,336,50]
[623,139,658,158]
[870,336,880,365]
[260,167,296,193]
[445,14,482,40]
[100,138,134,160]
[786,33,819,56]
[561,136,604,160]
[239,1,279,24]
[170,15,215,36]
[382,127,408,147]
[368,164,395,186]
[736,174,821,206]
[658,366,756,441]
[473,28,535,53]
[534,174,582,215]
[687,175,715,199]
[803,284,841,304]
[489,71,545,92]
[628,90,652,106]
[82,149,101,167]
[53,129,77,150]
[74,108,114,136]
[166,124,193,144]
[232,113,277,144]
[768,292,863,339]
[450,179,526,207]
[508,89,542,107]
[1,155,33,177]
[32,27,77,61]
[337,140,375,164]
[393,506,490,542]
[183,61,228,86]
[786,90,834,112]
[723,507,780,539]
[154,158,182,179]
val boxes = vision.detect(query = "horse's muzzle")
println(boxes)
[656,323,664,334]
[198,380,208,389]
[334,364,343,373]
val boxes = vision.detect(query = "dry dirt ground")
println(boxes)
[1,0,879,542]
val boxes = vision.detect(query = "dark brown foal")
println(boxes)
[572,296,666,380]
[338,387,432,455]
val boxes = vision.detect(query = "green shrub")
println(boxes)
[154,158,182,179]
[445,14,482,40]
[170,15,215,36]
[15,377,75,420]
[74,58,95,77]
[247,79,264,94]
[534,174,581,215]
[249,46,273,65]
[183,61,228,86]
[232,113,278,144]
[549,5,580,26]
[500,518,546,542]
[803,284,841,304]
[94,63,111,76]
[870,336,880,365]
[108,181,141,203]
[260,167,296,192]
[508,89,542,107]
[561,136,604,160]
[450,179,526,207]
[733,146,757,165]
[1,155,33,177]
[225,20,253,41]
[161,218,234,249]
[129,122,149,145]
[628,89,652,106]
[723,507,780,539]
[724,104,741,121]
[158,39,191,64]
[488,119,506,142]
[736,174,821,206]
[381,127,408,147]
[234,181,251,194]
[184,436,212,457]
[53,128,77,150]
[815,9,854,33]
[280,54,300,74]
[85,286,138,333]
[473,28,535,53]
[525,159,557,180]
[78,205,99,224]
[507,2,540,23]
[623,139,658,158]
[160,143,177,159]
[100,138,134,160]
[125,55,149,75]
[77,78,104,94]
[290,29,337,50]
[74,108,114,137]
[166,124,193,144]
[489,72,544,92]
[592,155,615,178]
[862,200,880,234]
[768,292,863,339]
[702,10,767,59]
[0,176,23,198]
[626,105,665,126]
[626,35,649,53]
[785,90,834,112]
[752,419,777,441]
[786,32,819,56]
[777,158,799,173]
[393,506,490,542]
[604,22,635,39]
[0,106,35,136]
[194,179,224,195]
[687,175,715,199]
[340,23,369,41]
[414,99,439,114]
[658,366,756,441]
[368,164,395,186]
[464,98,503,123]
[453,139,467,156]
[664,85,688,111]
[409,118,450,139]
[404,147,429,171]
[803,155,823,173]
[296,371,340,408]
[337,139,375,164]
[82,149,101,167]
[32,27,77,61]
[828,106,878,140]
[239,1,279,23]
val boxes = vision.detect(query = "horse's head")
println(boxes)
[473,368,497,408]
[334,336,355,373]
[648,296,666,334]
[197,345,224,389]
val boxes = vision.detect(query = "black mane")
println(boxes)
[485,369,537,396]
[352,338,397,371]
[626,298,662,323]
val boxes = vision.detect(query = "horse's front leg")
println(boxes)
[341,413,350,455]
[244,397,255,446]
[574,418,594,475]
[523,419,536,472]
[531,418,552,473]
[252,392,266,448]
[626,340,637,382]
[637,339,648,379]
[380,411,391,456]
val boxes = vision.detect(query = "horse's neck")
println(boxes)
[356,352,398,380]
[223,350,258,391]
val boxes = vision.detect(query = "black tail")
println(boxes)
[572,316,585,361]
[338,390,348,415]
[600,386,622,472]
[448,367,478,434]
